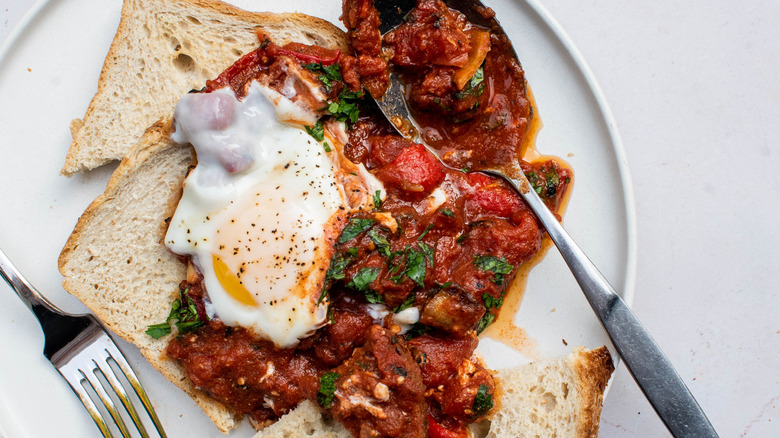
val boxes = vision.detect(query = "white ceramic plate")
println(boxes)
[0,0,636,436]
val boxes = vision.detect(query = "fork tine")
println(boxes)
[104,342,168,438]
[95,354,150,438]
[82,362,133,438]
[63,371,115,438]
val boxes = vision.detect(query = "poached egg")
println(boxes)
[165,80,382,347]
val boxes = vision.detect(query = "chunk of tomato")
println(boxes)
[376,143,445,194]
[467,182,523,218]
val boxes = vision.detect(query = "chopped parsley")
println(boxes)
[418,242,434,267]
[455,66,485,100]
[323,141,332,153]
[394,293,416,313]
[390,243,434,287]
[526,171,543,195]
[405,248,427,287]
[476,292,505,334]
[338,218,376,244]
[441,208,455,217]
[347,267,383,303]
[304,62,343,91]
[364,290,384,304]
[326,89,364,126]
[325,248,358,282]
[319,248,358,304]
[368,228,391,258]
[145,287,204,339]
[472,384,494,418]
[373,190,383,210]
[347,267,381,293]
[526,166,563,199]
[317,372,340,409]
[473,255,514,285]
[476,313,495,334]
[545,167,560,198]
[304,120,325,141]
[482,292,503,310]
[417,224,434,240]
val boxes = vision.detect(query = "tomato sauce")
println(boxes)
[165,0,573,436]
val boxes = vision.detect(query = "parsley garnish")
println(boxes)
[304,62,343,91]
[418,242,434,267]
[373,190,383,210]
[347,267,383,303]
[526,171,544,195]
[304,120,325,141]
[455,67,485,100]
[145,287,204,339]
[364,290,384,304]
[476,313,495,334]
[323,141,332,152]
[476,292,505,334]
[390,243,434,287]
[368,228,391,258]
[417,224,434,240]
[338,218,376,244]
[319,248,358,304]
[405,249,427,287]
[326,89,364,125]
[325,249,358,282]
[317,372,340,408]
[394,293,415,313]
[473,255,514,285]
[482,292,503,310]
[441,208,455,217]
[472,384,494,418]
[347,267,380,293]
[546,167,560,198]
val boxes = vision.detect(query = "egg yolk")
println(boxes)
[212,254,258,307]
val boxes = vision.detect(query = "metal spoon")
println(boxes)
[371,1,718,436]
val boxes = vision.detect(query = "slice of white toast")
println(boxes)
[62,0,348,175]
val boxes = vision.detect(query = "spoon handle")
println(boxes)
[498,172,719,438]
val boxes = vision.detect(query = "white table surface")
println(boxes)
[2,1,778,437]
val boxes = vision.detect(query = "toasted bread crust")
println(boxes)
[573,347,615,437]
[62,0,348,175]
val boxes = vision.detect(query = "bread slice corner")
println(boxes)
[61,0,348,175]
[485,346,615,438]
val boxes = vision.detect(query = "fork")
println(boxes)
[0,248,167,438]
